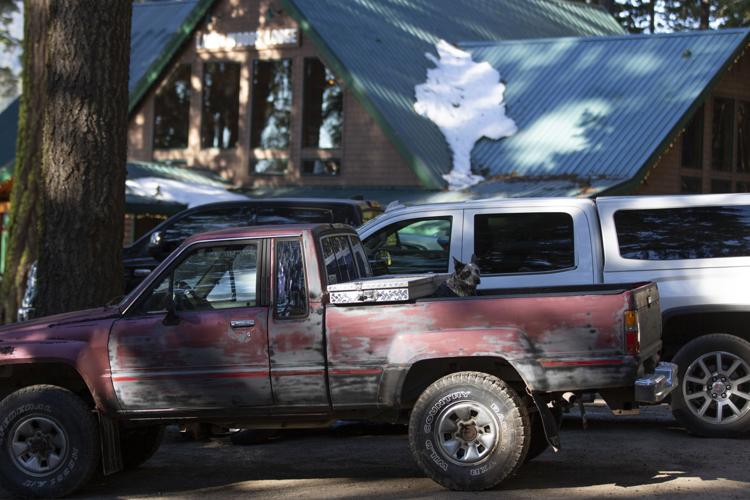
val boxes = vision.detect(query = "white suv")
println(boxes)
[358,193,750,437]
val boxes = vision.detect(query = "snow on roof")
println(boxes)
[125,176,248,208]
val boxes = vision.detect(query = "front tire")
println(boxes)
[0,385,100,498]
[408,372,530,491]
[671,334,750,437]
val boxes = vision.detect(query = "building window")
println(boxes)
[201,62,241,149]
[738,101,750,173]
[302,58,343,149]
[302,158,340,176]
[153,64,191,149]
[712,97,734,171]
[711,179,732,193]
[681,176,702,194]
[681,105,703,169]
[251,59,292,150]
[252,157,288,175]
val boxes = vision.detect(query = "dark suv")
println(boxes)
[123,198,382,290]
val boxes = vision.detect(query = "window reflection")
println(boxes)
[252,157,288,175]
[201,62,241,149]
[251,59,292,150]
[712,98,734,171]
[302,158,340,176]
[275,239,307,318]
[153,64,191,149]
[303,58,342,149]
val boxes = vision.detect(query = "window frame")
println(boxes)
[123,237,270,317]
[273,237,309,320]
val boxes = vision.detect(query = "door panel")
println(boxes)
[109,307,271,410]
[110,240,272,410]
[462,207,594,289]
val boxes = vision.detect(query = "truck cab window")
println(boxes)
[474,213,574,274]
[363,217,452,275]
[275,239,307,318]
[140,243,258,313]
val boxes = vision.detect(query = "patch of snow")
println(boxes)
[126,176,248,208]
[414,40,517,191]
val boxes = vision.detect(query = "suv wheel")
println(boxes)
[408,371,529,491]
[671,334,750,437]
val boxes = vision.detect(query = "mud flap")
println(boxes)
[98,413,124,476]
[530,392,561,452]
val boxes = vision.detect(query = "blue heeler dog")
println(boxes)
[434,256,481,297]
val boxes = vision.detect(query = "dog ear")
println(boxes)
[470,254,477,264]
[452,257,465,272]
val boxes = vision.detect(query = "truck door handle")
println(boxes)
[230,319,255,329]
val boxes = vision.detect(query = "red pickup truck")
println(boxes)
[0,224,675,497]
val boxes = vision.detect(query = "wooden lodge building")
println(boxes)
[1,0,749,207]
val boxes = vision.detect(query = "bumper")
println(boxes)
[635,362,678,403]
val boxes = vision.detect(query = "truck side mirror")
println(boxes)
[147,230,166,259]
[162,296,180,326]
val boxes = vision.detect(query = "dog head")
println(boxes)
[450,256,481,292]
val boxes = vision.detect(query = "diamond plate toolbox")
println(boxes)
[327,274,447,304]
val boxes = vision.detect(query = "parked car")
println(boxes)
[358,193,750,437]
[123,198,382,290]
[0,223,673,497]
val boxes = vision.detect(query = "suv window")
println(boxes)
[363,217,451,275]
[474,213,574,274]
[140,243,258,313]
[163,207,251,249]
[321,234,370,284]
[614,206,750,260]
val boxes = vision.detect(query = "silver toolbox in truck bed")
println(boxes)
[328,274,447,304]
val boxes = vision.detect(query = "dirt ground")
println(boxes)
[2,404,748,499]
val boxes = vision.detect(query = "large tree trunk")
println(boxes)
[0,0,48,323]
[648,1,656,33]
[33,0,132,316]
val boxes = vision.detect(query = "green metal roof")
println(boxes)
[463,29,750,196]
[283,0,625,189]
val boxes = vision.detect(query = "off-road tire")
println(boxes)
[408,371,530,491]
[525,404,563,462]
[120,425,165,469]
[671,334,750,438]
[0,385,100,498]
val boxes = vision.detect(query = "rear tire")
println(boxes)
[0,385,100,498]
[120,425,164,469]
[408,371,530,491]
[671,334,750,438]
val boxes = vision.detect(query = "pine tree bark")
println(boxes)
[0,0,48,323]
[33,0,132,316]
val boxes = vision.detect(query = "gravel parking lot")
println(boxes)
[2,404,747,499]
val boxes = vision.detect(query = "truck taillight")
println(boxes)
[624,310,640,354]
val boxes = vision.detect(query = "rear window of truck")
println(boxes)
[614,206,750,260]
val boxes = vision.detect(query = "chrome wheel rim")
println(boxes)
[8,416,68,476]
[683,351,750,425]
[435,401,499,465]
